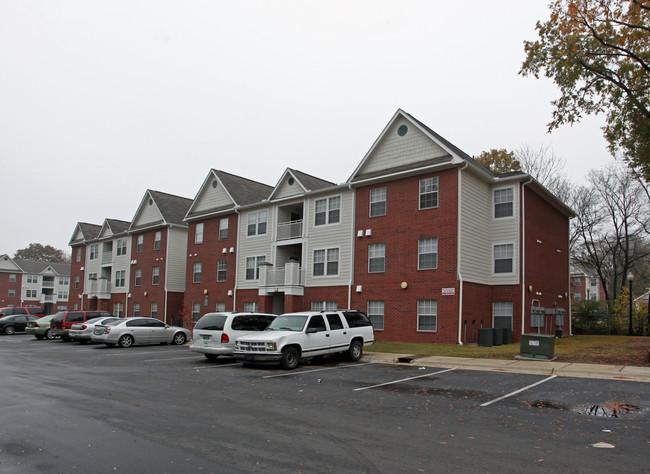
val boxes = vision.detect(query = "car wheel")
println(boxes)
[172,332,186,345]
[45,329,54,340]
[118,334,134,348]
[35,335,44,340]
[4,326,15,335]
[205,354,219,361]
[348,340,363,361]
[280,347,300,370]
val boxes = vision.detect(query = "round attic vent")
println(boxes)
[212,180,218,189]
[149,199,153,205]
[288,178,295,185]
[397,125,408,136]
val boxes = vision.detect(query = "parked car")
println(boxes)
[26,315,56,340]
[91,317,191,348]
[0,314,40,335]
[233,310,375,369]
[0,306,46,318]
[190,312,276,361]
[69,316,121,343]
[50,311,114,341]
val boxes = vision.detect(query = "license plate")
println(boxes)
[201,334,211,340]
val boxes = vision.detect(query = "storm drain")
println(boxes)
[397,355,428,364]
[575,402,644,418]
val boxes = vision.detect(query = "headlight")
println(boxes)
[266,342,276,350]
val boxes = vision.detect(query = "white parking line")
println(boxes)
[353,368,456,391]
[144,355,204,362]
[104,350,183,357]
[193,362,240,369]
[480,375,558,407]
[263,362,374,379]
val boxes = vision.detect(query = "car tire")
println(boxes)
[348,340,363,361]
[280,347,300,370]
[205,354,219,361]
[45,329,54,340]
[172,332,186,345]
[118,334,134,348]
[4,326,15,335]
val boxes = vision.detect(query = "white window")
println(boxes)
[417,299,437,332]
[150,302,158,318]
[219,218,229,240]
[89,244,98,260]
[590,278,597,287]
[26,289,37,298]
[88,272,98,281]
[192,302,201,322]
[193,262,202,283]
[313,248,339,277]
[368,243,385,273]
[370,187,386,217]
[154,231,162,250]
[245,256,266,280]
[9,274,16,282]
[494,244,514,274]
[57,290,68,299]
[58,277,69,285]
[133,303,140,317]
[195,223,204,244]
[574,293,581,300]
[574,278,581,286]
[114,270,126,288]
[73,302,79,310]
[152,266,160,285]
[418,237,438,270]
[243,301,258,312]
[134,269,142,286]
[8,289,15,297]
[116,238,127,256]
[217,260,227,282]
[367,301,384,330]
[76,248,81,262]
[215,302,226,312]
[74,275,79,289]
[494,188,514,218]
[311,301,337,311]
[314,196,341,226]
[247,210,268,236]
[493,302,513,329]
[113,302,124,318]
[419,177,439,209]
[136,235,143,253]
[27,275,38,283]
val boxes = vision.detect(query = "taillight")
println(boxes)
[221,333,229,343]
[81,325,87,330]
[104,327,111,334]
[35,322,41,328]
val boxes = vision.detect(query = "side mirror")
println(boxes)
[306,328,317,334]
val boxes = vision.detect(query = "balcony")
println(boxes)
[41,281,54,288]
[277,220,303,241]
[40,294,54,303]
[101,253,113,265]
[88,279,112,299]
[258,261,304,296]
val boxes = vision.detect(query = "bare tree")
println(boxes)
[516,144,573,202]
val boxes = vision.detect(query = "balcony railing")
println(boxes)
[41,281,54,288]
[41,294,54,302]
[101,253,113,265]
[277,220,303,241]
[258,262,304,296]
[89,279,112,298]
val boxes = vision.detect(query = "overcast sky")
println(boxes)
[1,0,614,257]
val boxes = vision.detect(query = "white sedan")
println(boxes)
[91,317,191,348]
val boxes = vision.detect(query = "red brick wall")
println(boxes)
[69,244,85,309]
[0,271,21,307]
[523,185,570,334]
[130,228,168,321]
[350,169,461,343]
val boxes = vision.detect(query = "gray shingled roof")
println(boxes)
[105,218,131,234]
[14,259,71,277]
[288,169,335,191]
[70,222,102,245]
[149,190,193,226]
[215,170,273,206]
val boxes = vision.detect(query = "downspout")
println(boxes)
[457,163,468,345]
[233,207,241,311]
[568,237,572,336]
[348,184,356,309]
[164,226,170,325]
[521,178,533,336]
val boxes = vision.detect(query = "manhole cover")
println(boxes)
[529,399,566,409]
[575,402,644,418]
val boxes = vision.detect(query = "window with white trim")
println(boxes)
[215,302,226,312]
[26,289,37,298]
[133,303,140,317]
[417,299,437,331]
[247,210,268,236]
[195,223,204,244]
[8,289,15,297]
[368,243,385,273]
[134,269,141,286]
[9,274,16,282]
[193,262,202,283]
[150,302,158,318]
[245,256,266,280]
[217,260,227,282]
[192,302,201,322]
[136,235,143,253]
[58,290,68,299]
[27,275,38,283]
[152,266,160,285]
[369,187,386,217]
[76,247,81,262]
[88,272,98,281]
[315,196,341,226]
[113,302,124,318]
[419,177,439,209]
[494,187,514,218]
[89,244,98,260]
[154,231,162,250]
[493,301,513,329]
[494,243,514,274]
[219,218,229,240]
[243,301,258,312]
[313,248,339,277]
[114,270,126,288]
[116,238,127,256]
[58,277,69,285]
[367,301,384,330]
[418,237,438,270]
[311,301,337,311]
[74,275,79,289]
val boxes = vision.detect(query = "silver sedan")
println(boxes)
[69,316,120,343]
[91,317,191,348]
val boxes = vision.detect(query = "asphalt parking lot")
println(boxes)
[1,334,648,473]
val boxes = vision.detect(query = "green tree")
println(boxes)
[474,148,520,173]
[14,243,68,263]
[520,0,650,179]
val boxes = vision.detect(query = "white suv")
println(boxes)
[190,312,276,361]
[233,310,375,369]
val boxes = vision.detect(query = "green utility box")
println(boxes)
[520,333,555,360]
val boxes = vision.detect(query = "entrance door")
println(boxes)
[272,293,284,315]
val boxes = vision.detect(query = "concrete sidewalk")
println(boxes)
[363,352,650,382]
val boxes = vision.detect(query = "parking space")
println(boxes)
[2,334,648,472]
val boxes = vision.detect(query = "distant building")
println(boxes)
[570,266,606,303]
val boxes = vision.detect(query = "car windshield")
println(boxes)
[267,315,308,332]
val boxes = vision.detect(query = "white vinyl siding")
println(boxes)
[189,177,234,215]
[165,227,189,292]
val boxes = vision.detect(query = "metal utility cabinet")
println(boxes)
[519,333,555,360]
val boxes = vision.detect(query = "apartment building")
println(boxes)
[0,254,70,313]
[69,222,102,310]
[570,266,606,303]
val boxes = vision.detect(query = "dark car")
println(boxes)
[0,306,46,318]
[0,315,40,334]
[50,311,114,341]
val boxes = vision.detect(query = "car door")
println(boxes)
[147,319,168,343]
[125,319,150,344]
[302,315,331,357]
[325,313,349,353]
[14,315,28,332]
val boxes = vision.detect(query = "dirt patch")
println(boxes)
[555,339,650,367]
